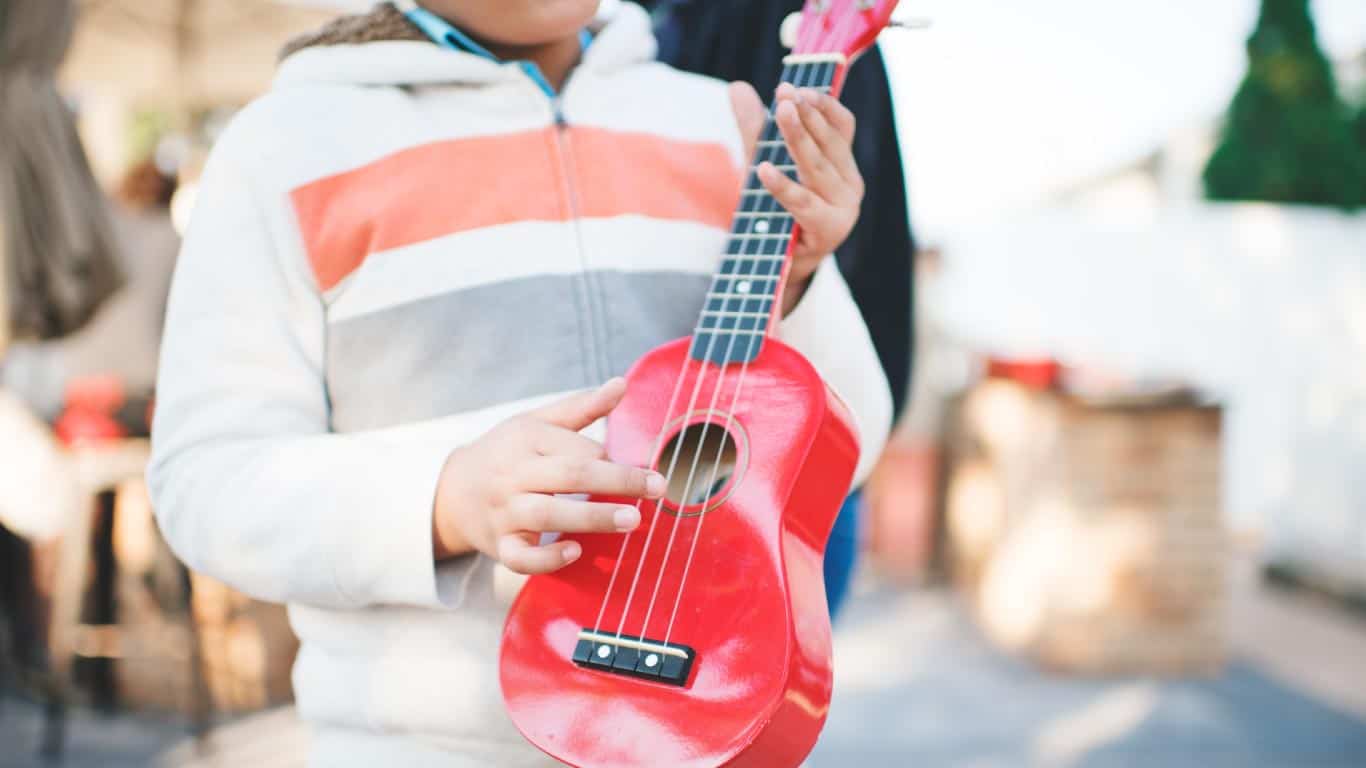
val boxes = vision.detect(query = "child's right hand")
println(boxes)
[431,378,665,575]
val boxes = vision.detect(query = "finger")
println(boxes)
[521,456,666,499]
[812,91,857,144]
[498,532,582,575]
[529,423,607,460]
[729,81,766,164]
[757,159,828,222]
[531,377,627,431]
[774,98,842,199]
[508,495,641,534]
[799,92,861,189]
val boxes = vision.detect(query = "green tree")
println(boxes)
[1203,0,1364,209]
[1356,103,1366,203]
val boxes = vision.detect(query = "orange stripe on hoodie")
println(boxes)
[291,127,742,291]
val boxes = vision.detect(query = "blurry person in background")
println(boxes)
[0,0,124,693]
[640,0,916,617]
[2,158,180,419]
[0,0,123,351]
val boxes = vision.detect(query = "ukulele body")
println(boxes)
[500,336,858,768]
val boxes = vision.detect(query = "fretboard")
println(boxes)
[689,55,842,365]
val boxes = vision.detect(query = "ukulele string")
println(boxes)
[602,233,749,642]
[661,63,828,648]
[629,89,798,639]
[660,25,860,646]
[638,60,820,643]
[587,353,696,637]
[597,23,843,643]
[604,61,811,644]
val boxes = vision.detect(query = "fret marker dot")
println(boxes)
[597,645,611,659]
[736,280,753,294]
[753,219,770,234]
[645,654,659,668]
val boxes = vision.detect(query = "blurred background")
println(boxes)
[1,0,1364,766]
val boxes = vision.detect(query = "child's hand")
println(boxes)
[731,81,864,315]
[431,378,665,575]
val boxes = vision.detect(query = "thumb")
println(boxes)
[532,377,627,431]
[729,81,765,164]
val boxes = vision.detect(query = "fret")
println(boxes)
[729,234,790,241]
[712,276,779,292]
[717,258,783,274]
[732,214,793,235]
[705,291,777,302]
[710,286,775,299]
[723,253,785,263]
[700,309,773,319]
[718,258,782,272]
[704,299,775,315]
[734,212,793,220]
[699,314,768,330]
[693,323,770,333]
[733,216,792,226]
[737,202,786,215]
[704,298,771,315]
[706,282,779,296]
[721,252,784,261]
[718,255,785,263]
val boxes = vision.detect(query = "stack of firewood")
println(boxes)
[108,478,297,714]
[944,379,1227,675]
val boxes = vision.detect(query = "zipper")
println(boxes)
[548,91,614,384]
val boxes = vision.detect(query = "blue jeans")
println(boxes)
[823,492,861,620]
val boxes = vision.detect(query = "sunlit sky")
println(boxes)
[882,0,1366,238]
[291,0,1366,238]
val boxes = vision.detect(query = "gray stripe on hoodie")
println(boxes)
[325,270,711,431]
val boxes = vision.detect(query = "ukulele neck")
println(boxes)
[689,54,845,366]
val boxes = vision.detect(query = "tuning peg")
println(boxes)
[887,17,933,30]
[780,12,802,50]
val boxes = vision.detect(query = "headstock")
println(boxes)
[791,0,903,61]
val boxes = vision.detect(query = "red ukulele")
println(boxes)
[501,2,899,765]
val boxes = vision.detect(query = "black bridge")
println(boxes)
[571,629,695,686]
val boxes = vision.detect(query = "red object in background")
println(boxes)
[986,357,1061,390]
[54,375,128,447]
[867,440,940,580]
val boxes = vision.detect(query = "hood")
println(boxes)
[276,2,658,90]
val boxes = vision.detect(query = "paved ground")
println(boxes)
[810,572,1366,768]
[3,566,1364,768]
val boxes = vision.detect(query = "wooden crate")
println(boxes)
[944,380,1227,675]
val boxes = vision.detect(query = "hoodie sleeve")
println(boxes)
[779,256,894,487]
[148,139,460,611]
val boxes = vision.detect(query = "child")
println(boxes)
[149,1,891,764]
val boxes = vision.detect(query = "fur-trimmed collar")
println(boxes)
[274,3,658,90]
[280,3,427,61]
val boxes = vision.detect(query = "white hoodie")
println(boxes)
[149,4,891,765]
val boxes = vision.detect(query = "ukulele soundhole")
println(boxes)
[657,418,745,517]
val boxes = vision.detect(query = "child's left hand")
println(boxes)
[731,81,864,315]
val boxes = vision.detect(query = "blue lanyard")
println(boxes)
[397,2,592,99]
